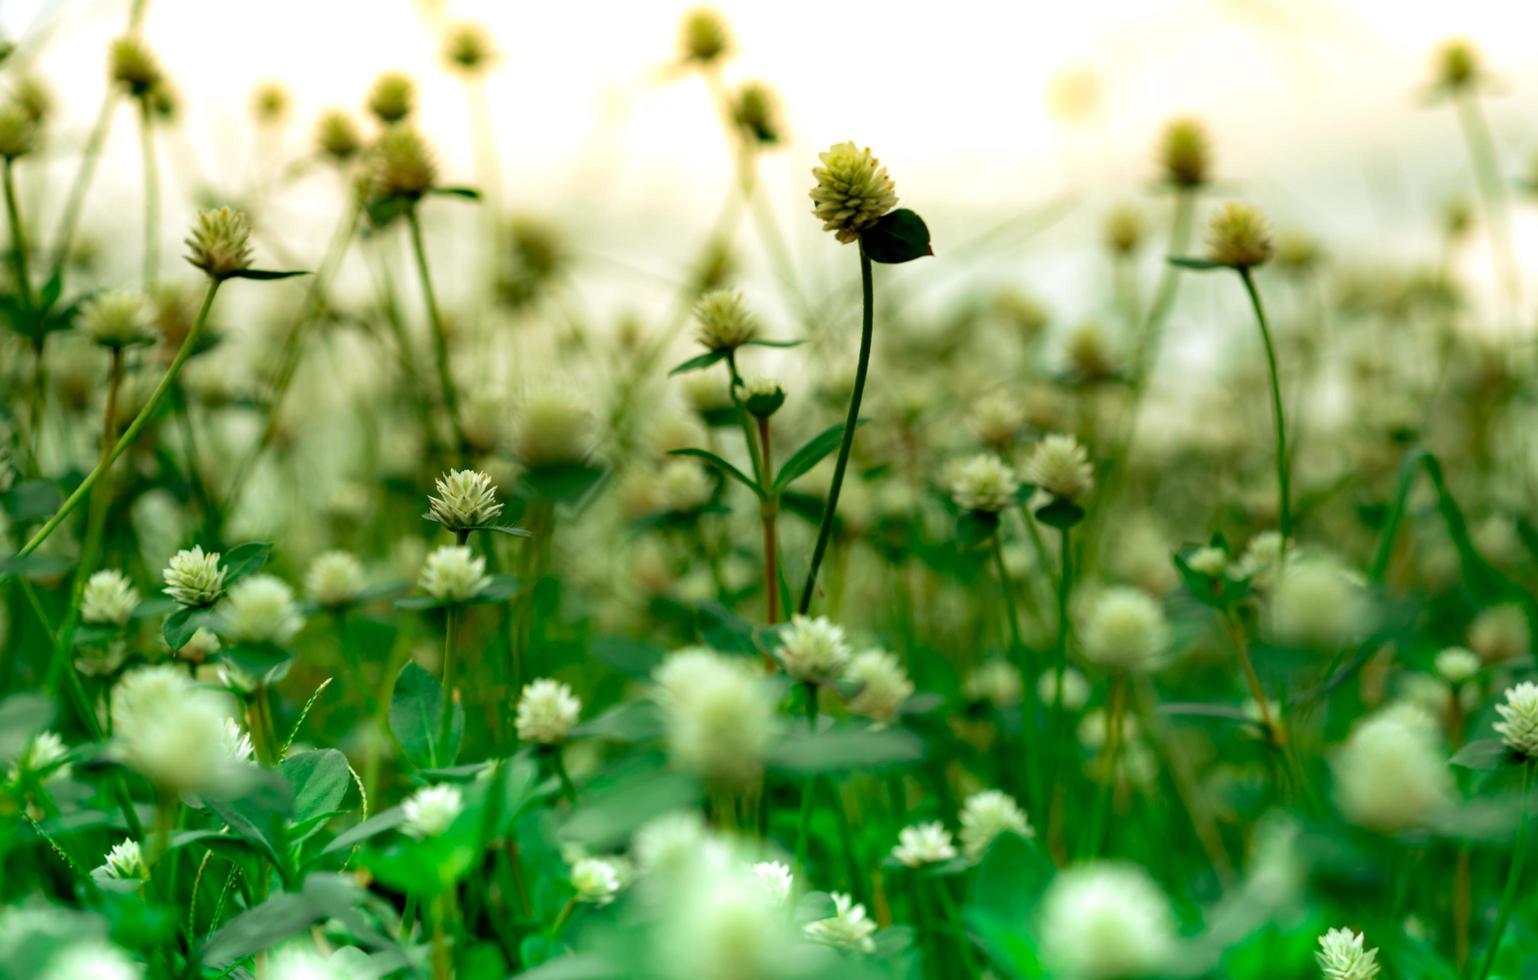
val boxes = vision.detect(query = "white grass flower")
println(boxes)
[1469,603,1529,664]
[515,678,581,744]
[1038,862,1176,979]
[657,459,714,514]
[514,390,594,468]
[79,290,156,348]
[418,545,490,603]
[777,615,852,685]
[959,789,1033,859]
[803,892,876,953]
[655,648,774,787]
[1332,710,1451,834]
[892,821,956,867]
[1494,682,1538,757]
[162,546,225,607]
[1025,434,1093,501]
[1080,587,1170,674]
[1266,557,1371,649]
[402,784,463,838]
[1205,201,1273,269]
[428,469,502,531]
[366,72,415,124]
[1185,546,1229,577]
[81,570,139,626]
[844,649,914,723]
[369,125,437,198]
[111,666,235,792]
[810,142,898,243]
[693,289,758,352]
[8,730,70,783]
[966,658,1022,708]
[40,941,142,980]
[184,207,254,280]
[176,627,221,664]
[948,453,1021,513]
[1038,668,1090,711]
[1434,647,1481,686]
[220,717,254,764]
[1316,927,1380,980]
[305,550,366,608]
[571,857,622,905]
[221,574,304,646]
[92,839,148,882]
[750,861,793,907]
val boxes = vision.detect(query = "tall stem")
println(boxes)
[757,416,780,626]
[438,606,459,763]
[1082,673,1126,858]
[137,99,159,289]
[3,158,32,309]
[1454,91,1521,310]
[991,532,1024,653]
[1474,762,1531,980]
[13,279,222,561]
[49,92,117,278]
[1045,527,1073,809]
[798,246,873,613]
[793,683,820,874]
[406,207,467,457]
[1238,268,1290,544]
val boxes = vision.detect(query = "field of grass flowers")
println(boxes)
[2,4,1538,979]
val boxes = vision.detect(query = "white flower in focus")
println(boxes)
[1038,862,1176,979]
[8,730,70,783]
[428,469,502,531]
[1025,434,1093,501]
[1316,927,1380,980]
[803,892,877,953]
[844,649,913,723]
[1332,710,1452,834]
[750,861,793,907]
[92,838,148,882]
[515,678,581,744]
[418,545,490,603]
[162,546,225,607]
[1080,587,1170,673]
[892,821,956,867]
[81,570,140,626]
[184,206,254,279]
[571,857,622,905]
[1494,682,1538,757]
[305,550,366,608]
[221,574,304,646]
[402,784,463,838]
[948,453,1021,513]
[959,789,1033,859]
[777,615,852,685]
[810,142,898,243]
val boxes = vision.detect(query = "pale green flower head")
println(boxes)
[810,141,898,244]
[220,574,304,646]
[750,861,792,907]
[1316,927,1379,980]
[370,125,437,199]
[514,390,594,468]
[948,452,1021,514]
[305,550,366,608]
[693,289,758,352]
[515,678,581,744]
[92,839,148,883]
[427,468,502,531]
[1494,681,1538,757]
[1332,710,1452,834]
[0,102,37,160]
[654,647,774,787]
[1080,587,1170,674]
[184,207,253,280]
[892,821,956,867]
[315,110,362,162]
[81,569,139,626]
[960,789,1034,859]
[1159,117,1211,189]
[8,730,70,784]
[162,546,225,607]
[1433,646,1481,686]
[570,857,622,906]
[777,614,852,685]
[402,784,463,838]
[804,892,876,953]
[367,71,415,124]
[79,290,156,349]
[1026,433,1094,501]
[741,375,785,418]
[1038,862,1176,979]
[444,22,495,74]
[1205,201,1274,269]
[109,36,161,96]
[1104,204,1144,255]
[111,666,236,792]
[844,649,914,724]
[418,545,491,603]
[679,8,731,65]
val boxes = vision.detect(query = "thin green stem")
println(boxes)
[3,158,32,309]
[1474,762,1531,980]
[1238,267,1290,544]
[1454,91,1521,310]
[438,606,458,764]
[1082,673,1126,859]
[793,683,819,874]
[137,98,159,289]
[798,246,873,614]
[1045,527,1073,810]
[991,532,1024,652]
[50,92,117,278]
[405,206,468,458]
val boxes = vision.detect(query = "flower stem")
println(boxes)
[13,279,222,561]
[1474,761,1531,980]
[3,158,32,309]
[1082,672,1126,859]
[1238,267,1290,544]
[758,416,781,627]
[798,245,874,614]
[406,206,468,458]
[1045,526,1074,808]
[49,91,116,277]
[438,606,459,764]
[1454,91,1521,310]
[793,683,819,874]
[137,98,159,289]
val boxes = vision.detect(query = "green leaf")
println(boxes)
[774,421,863,491]
[364,194,412,228]
[1167,256,1224,271]
[1450,738,1523,771]
[668,447,763,499]
[389,662,463,769]
[0,552,74,580]
[521,462,607,505]
[225,269,310,281]
[162,606,216,650]
[956,510,1000,547]
[431,186,482,200]
[561,768,702,850]
[859,208,934,264]
[222,541,272,584]
[1033,497,1085,530]
[668,349,727,376]
[321,807,406,857]
[740,338,804,349]
[197,875,368,968]
[201,767,294,867]
[281,750,352,829]
[0,693,54,763]
[767,723,925,775]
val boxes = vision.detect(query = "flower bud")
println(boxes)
[109,36,162,96]
[0,102,37,161]
[250,82,289,125]
[305,550,366,609]
[81,570,139,626]
[515,678,582,744]
[741,375,784,418]
[427,468,502,531]
[78,290,156,349]
[367,71,415,124]
[418,545,491,603]
[162,546,226,607]
[678,9,730,65]
[732,82,782,145]
[1434,39,1481,92]
[93,839,148,883]
[314,110,362,162]
[444,22,495,74]
[810,142,898,243]
[221,574,304,646]
[1159,117,1210,188]
[1205,201,1274,269]
[1104,204,1143,256]
[693,289,757,353]
[1025,433,1093,501]
[184,207,254,280]
[369,125,437,199]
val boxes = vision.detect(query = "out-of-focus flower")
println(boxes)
[741,376,785,418]
[959,789,1033,858]
[655,648,775,786]
[750,861,793,907]
[79,290,156,349]
[315,110,362,162]
[8,731,70,784]
[892,821,957,867]
[844,649,913,723]
[1206,202,1273,269]
[402,784,463,837]
[732,82,782,145]
[0,102,37,160]
[515,679,581,744]
[1039,668,1090,711]
[967,658,1022,708]
[1159,118,1210,188]
[679,9,731,65]
[81,570,139,626]
[1104,205,1144,256]
[693,289,758,353]
[1080,587,1170,673]
[1469,603,1529,664]
[305,551,366,608]
[370,126,437,199]
[804,892,877,953]
[109,37,162,96]
[810,142,898,244]
[1434,647,1481,686]
[514,390,594,468]
[111,666,237,792]
[948,453,1020,513]
[1332,710,1451,834]
[220,575,304,646]
[444,22,495,74]
[571,857,622,905]
[1265,557,1371,649]
[1038,862,1175,979]
[1026,434,1093,500]
[418,546,491,603]
[367,72,415,124]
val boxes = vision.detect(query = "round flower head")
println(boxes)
[184,207,253,280]
[370,125,437,199]
[1205,201,1273,269]
[367,71,415,124]
[750,861,793,907]
[1185,545,1229,577]
[221,574,304,646]
[40,942,142,980]
[892,821,957,867]
[1468,603,1529,664]
[1159,117,1210,188]
[1235,530,1292,590]
[402,784,463,838]
[109,36,162,96]
[679,8,730,65]
[741,375,785,418]
[693,289,758,352]
[1026,433,1094,500]
[657,458,714,514]
[428,468,502,531]
[111,666,236,791]
[305,550,365,608]
[777,614,853,685]
[732,82,782,145]
[1434,39,1482,92]
[1494,682,1538,757]
[811,142,898,244]
[314,110,362,162]
[1265,557,1370,649]
[9,730,71,784]
[969,391,1026,449]
[966,658,1022,708]
[1039,667,1091,711]
[162,546,225,607]
[1038,862,1176,979]
[654,648,774,787]
[1104,204,1144,256]
[514,390,594,467]
[1080,587,1170,674]
[804,892,876,953]
[960,789,1033,859]
[250,82,289,124]
[1316,927,1380,980]
[1332,710,1452,834]
[0,102,38,160]
[844,649,914,723]
[177,627,220,664]
[571,857,622,905]
[79,290,156,348]
[81,569,140,626]
[93,839,148,882]
[418,545,491,603]
[949,452,1021,514]
[443,22,494,74]
[1066,321,1120,383]
[515,678,582,744]
[1434,647,1481,686]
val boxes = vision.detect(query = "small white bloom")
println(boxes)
[777,615,852,685]
[41,941,142,980]
[81,570,140,626]
[162,546,225,607]
[1494,682,1538,757]
[1025,434,1093,501]
[959,789,1033,859]
[79,290,156,348]
[1434,647,1481,686]
[1316,926,1379,980]
[1079,587,1170,673]
[515,678,581,744]
[966,658,1022,708]
[418,545,491,603]
[428,469,502,531]
[657,458,714,514]
[1332,710,1452,834]
[111,666,236,792]
[93,838,148,882]
[803,892,877,953]
[1038,668,1090,711]
[750,861,793,907]
[844,649,913,723]
[1038,862,1176,979]
[304,550,366,608]
[402,784,463,838]
[1266,557,1371,649]
[221,574,304,646]
[8,730,71,783]
[1185,546,1229,577]
[654,648,775,787]
[948,453,1020,513]
[220,717,255,764]
[693,289,758,352]
[892,821,956,867]
[571,857,622,905]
